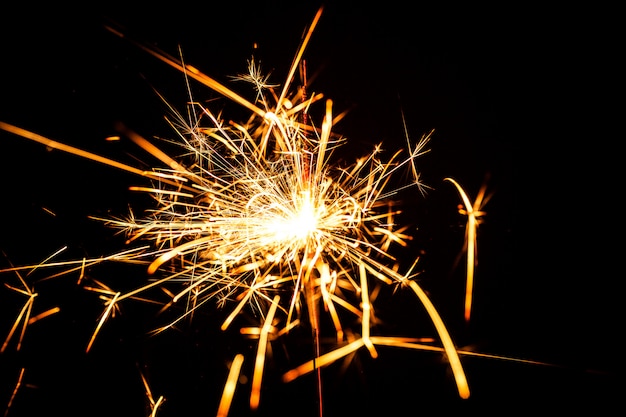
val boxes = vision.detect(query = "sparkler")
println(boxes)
[0,6,479,415]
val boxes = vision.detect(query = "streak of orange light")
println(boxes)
[359,263,378,358]
[444,177,490,324]
[407,280,470,399]
[27,307,60,324]
[250,295,280,410]
[217,354,245,417]
[0,122,192,193]
[140,369,165,417]
[3,368,25,417]
[1,289,36,353]
[86,291,120,353]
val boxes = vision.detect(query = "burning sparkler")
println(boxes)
[1,6,478,415]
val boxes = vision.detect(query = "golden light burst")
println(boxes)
[0,6,485,415]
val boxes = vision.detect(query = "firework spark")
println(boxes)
[1,249,63,353]
[3,368,25,417]
[0,6,474,414]
[445,177,491,323]
[139,368,165,417]
[217,354,244,417]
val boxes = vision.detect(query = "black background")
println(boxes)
[0,2,621,416]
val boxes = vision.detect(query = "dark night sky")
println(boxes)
[0,3,621,416]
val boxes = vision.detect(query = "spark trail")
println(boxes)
[1,6,473,414]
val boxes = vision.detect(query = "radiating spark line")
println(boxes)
[358,262,378,358]
[103,28,266,120]
[1,293,35,353]
[86,291,120,353]
[283,338,365,382]
[41,206,57,217]
[129,186,194,198]
[217,354,245,417]
[407,280,469,399]
[27,307,60,325]
[77,257,86,285]
[117,122,192,175]
[140,369,165,417]
[282,276,472,401]
[316,260,343,342]
[444,177,490,323]
[275,6,324,116]
[283,334,568,383]
[0,5,481,412]
[250,295,280,410]
[3,368,25,417]
[0,122,153,178]
[0,251,63,352]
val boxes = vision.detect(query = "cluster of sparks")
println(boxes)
[0,7,504,416]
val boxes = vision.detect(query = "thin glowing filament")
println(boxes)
[86,292,120,353]
[217,354,245,417]
[359,262,377,358]
[250,295,280,410]
[408,280,470,399]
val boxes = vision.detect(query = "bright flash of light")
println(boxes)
[0,5,474,411]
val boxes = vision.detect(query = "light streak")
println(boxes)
[445,177,490,323]
[217,354,245,417]
[3,368,25,417]
[140,369,165,417]
[0,5,480,414]
[86,291,121,353]
[1,250,62,353]
[250,295,280,410]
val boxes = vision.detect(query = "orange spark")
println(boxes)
[250,295,280,410]
[445,177,490,324]
[217,354,245,417]
[3,368,26,417]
